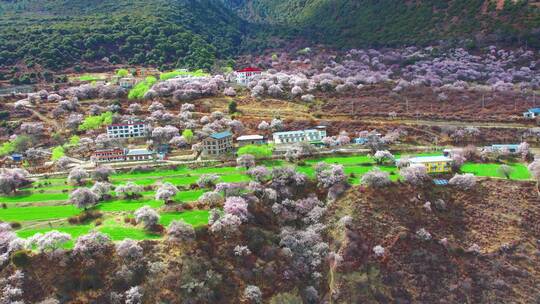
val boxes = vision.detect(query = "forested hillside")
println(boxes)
[0,0,244,72]
[0,0,539,77]
[223,0,540,48]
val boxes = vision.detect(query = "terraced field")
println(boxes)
[0,152,530,245]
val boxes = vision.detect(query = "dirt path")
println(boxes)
[319,115,534,129]
[27,107,62,131]
[234,100,534,130]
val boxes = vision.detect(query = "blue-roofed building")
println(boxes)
[523,108,540,119]
[9,153,23,162]
[489,144,520,154]
[433,179,449,186]
[353,137,368,145]
[203,130,233,156]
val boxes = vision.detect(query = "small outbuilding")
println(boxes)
[489,144,519,154]
[125,149,156,161]
[9,154,23,162]
[236,135,266,146]
[523,108,540,119]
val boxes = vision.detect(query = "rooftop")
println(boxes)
[237,67,262,73]
[491,144,519,148]
[274,129,324,136]
[408,156,453,163]
[109,120,145,127]
[237,135,264,141]
[210,130,233,140]
[126,149,154,156]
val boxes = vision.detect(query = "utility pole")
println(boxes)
[406,98,409,114]
[481,94,485,109]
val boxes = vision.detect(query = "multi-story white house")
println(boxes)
[107,120,148,139]
[236,67,262,86]
[272,126,327,144]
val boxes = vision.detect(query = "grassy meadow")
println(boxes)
[0,152,530,244]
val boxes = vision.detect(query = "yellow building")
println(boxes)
[408,156,453,173]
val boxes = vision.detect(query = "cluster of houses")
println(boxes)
[199,126,327,157]
[95,117,310,164]
[395,143,523,175]
[92,119,164,164]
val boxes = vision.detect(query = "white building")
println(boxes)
[107,120,148,139]
[119,77,137,89]
[236,67,262,86]
[236,135,266,146]
[125,149,156,161]
[272,126,327,144]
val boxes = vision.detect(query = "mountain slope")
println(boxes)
[223,0,540,48]
[0,0,244,71]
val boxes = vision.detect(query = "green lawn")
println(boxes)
[98,226,161,241]
[0,204,80,221]
[160,210,210,227]
[0,192,69,203]
[76,74,106,82]
[460,163,531,180]
[3,152,531,244]
[16,219,161,248]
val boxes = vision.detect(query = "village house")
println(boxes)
[107,120,148,139]
[93,148,126,163]
[236,67,262,86]
[92,148,160,163]
[523,108,540,119]
[125,148,156,161]
[487,144,519,154]
[119,77,137,89]
[202,131,234,156]
[353,133,382,145]
[272,126,327,145]
[236,135,266,146]
[134,67,160,78]
[405,156,453,173]
[9,153,23,162]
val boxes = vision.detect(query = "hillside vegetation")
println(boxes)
[0,0,243,72]
[225,0,540,48]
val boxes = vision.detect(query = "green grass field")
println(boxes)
[460,163,531,180]
[1,153,531,244]
[75,74,106,82]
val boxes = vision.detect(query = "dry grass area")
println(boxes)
[326,179,540,303]
[320,84,537,122]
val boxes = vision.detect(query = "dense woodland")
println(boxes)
[0,0,539,82]
[0,0,243,74]
[225,0,540,48]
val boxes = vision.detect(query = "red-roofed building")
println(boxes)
[236,67,262,85]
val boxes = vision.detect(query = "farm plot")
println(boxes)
[1,153,529,243]
[460,163,531,180]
